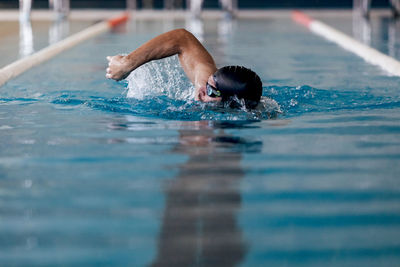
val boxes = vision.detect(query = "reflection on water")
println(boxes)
[352,11,400,59]
[185,14,234,49]
[105,118,263,266]
[185,14,235,41]
[352,12,371,45]
[49,19,70,45]
[218,15,234,44]
[19,20,34,58]
[151,121,261,266]
[19,11,71,58]
[186,17,204,42]
[388,18,400,58]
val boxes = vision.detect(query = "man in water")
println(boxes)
[106,28,262,109]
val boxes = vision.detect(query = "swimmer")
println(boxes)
[106,28,262,109]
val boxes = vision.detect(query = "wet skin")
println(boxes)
[106,29,221,104]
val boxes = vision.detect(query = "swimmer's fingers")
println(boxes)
[105,55,129,80]
[105,66,114,79]
[105,71,123,81]
[105,66,112,79]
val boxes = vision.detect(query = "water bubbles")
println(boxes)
[259,96,282,114]
[289,99,298,107]
[125,56,194,101]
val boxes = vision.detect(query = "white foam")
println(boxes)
[125,55,194,100]
[259,96,282,114]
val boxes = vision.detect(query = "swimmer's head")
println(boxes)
[208,66,262,109]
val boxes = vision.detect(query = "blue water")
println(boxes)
[1,16,400,266]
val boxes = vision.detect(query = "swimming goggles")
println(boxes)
[206,82,221,98]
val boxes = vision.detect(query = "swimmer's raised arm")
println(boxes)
[106,29,217,89]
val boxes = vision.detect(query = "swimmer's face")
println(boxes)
[197,75,222,102]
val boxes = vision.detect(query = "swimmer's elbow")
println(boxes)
[174,28,196,50]
[175,28,191,37]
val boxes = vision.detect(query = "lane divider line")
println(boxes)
[292,10,400,77]
[0,12,129,87]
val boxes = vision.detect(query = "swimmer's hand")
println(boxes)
[106,55,131,81]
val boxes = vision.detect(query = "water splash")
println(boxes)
[118,55,281,120]
[125,56,194,101]
[37,61,400,122]
[46,83,400,121]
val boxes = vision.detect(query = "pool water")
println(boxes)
[1,14,400,266]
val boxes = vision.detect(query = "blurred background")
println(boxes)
[0,0,395,9]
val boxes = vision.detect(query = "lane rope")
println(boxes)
[0,12,129,87]
[292,10,400,77]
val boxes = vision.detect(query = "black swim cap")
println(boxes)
[213,66,262,109]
